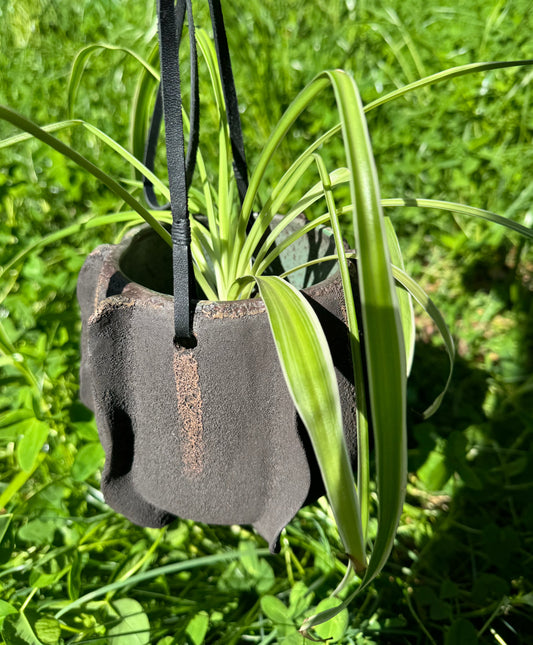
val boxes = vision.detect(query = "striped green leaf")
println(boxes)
[312,153,370,544]
[384,217,416,375]
[325,70,406,589]
[254,275,366,574]
[382,198,533,240]
[302,69,408,634]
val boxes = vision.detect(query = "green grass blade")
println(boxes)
[54,548,270,619]
[0,105,171,246]
[365,59,533,112]
[0,118,170,202]
[382,198,533,239]
[0,212,145,284]
[131,43,160,173]
[324,69,406,589]
[255,275,366,574]
[68,43,160,118]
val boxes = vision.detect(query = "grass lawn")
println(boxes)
[1,1,532,643]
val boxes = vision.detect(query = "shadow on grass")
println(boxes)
[394,326,533,645]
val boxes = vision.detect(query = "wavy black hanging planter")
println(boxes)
[78,217,357,552]
[77,0,359,553]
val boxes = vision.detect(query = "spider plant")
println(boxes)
[1,25,532,636]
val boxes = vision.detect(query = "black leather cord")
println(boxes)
[143,87,169,210]
[154,0,250,340]
[207,0,249,205]
[157,0,195,340]
[145,0,198,210]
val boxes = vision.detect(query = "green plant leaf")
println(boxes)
[0,514,13,546]
[67,550,83,602]
[267,250,455,420]
[325,69,406,586]
[417,450,452,492]
[185,611,209,645]
[0,599,17,618]
[17,519,58,546]
[108,598,150,645]
[445,618,479,645]
[384,217,415,375]
[131,43,160,172]
[0,119,170,203]
[261,595,291,625]
[16,420,49,473]
[312,154,370,544]
[2,610,44,645]
[71,442,105,482]
[365,59,533,113]
[288,582,315,619]
[0,456,45,510]
[33,617,61,645]
[235,76,330,261]
[390,266,455,418]
[0,212,144,283]
[310,598,348,643]
[237,542,275,594]
[29,565,70,590]
[301,68,407,634]
[251,169,350,278]
[254,275,366,572]
[382,198,533,240]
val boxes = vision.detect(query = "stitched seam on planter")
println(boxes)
[174,348,205,477]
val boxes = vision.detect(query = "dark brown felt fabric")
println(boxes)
[77,225,357,552]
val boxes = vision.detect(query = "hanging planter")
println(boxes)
[78,216,357,551]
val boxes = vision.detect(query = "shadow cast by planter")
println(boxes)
[77,218,357,552]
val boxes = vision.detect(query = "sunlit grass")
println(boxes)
[0,1,532,643]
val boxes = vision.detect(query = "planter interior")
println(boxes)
[118,216,339,295]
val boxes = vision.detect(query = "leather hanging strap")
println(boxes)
[157,0,195,341]
[153,0,249,341]
[145,0,198,210]
[207,0,248,204]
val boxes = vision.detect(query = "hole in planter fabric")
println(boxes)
[108,406,135,478]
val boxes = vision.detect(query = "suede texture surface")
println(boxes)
[77,222,357,552]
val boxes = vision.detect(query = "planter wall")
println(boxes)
[77,217,357,552]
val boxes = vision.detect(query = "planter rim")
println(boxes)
[93,223,346,323]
